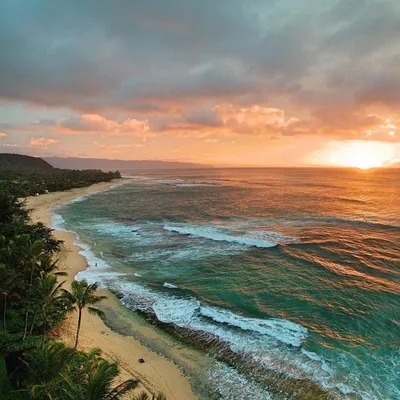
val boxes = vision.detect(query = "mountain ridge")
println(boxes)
[45,156,212,171]
[0,153,54,170]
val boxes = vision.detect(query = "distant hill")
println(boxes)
[0,153,54,170]
[0,153,120,196]
[45,157,211,171]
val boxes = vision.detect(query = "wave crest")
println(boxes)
[163,224,297,248]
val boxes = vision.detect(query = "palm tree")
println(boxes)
[40,258,68,278]
[63,357,139,400]
[62,280,107,348]
[22,239,45,340]
[35,274,65,336]
[0,263,20,334]
[0,289,20,334]
[24,341,75,399]
[1,289,8,333]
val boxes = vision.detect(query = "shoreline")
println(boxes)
[26,179,197,400]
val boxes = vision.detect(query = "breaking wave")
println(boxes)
[163,224,297,248]
[74,265,356,397]
[53,205,392,399]
[163,282,179,289]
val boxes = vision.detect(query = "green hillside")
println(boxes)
[0,153,121,196]
[0,153,54,170]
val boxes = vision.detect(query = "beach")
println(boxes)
[26,180,196,400]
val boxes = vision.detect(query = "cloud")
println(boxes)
[214,104,299,135]
[203,138,219,143]
[150,104,302,137]
[356,75,400,107]
[0,0,399,143]
[29,137,60,147]
[0,0,260,114]
[34,114,150,136]
[150,107,223,133]
[0,133,6,138]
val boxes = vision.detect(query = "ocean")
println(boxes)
[52,168,400,399]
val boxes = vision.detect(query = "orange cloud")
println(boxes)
[52,114,150,136]
[213,104,299,135]
[364,117,398,141]
[0,132,6,138]
[203,138,219,143]
[29,137,60,147]
[311,111,399,142]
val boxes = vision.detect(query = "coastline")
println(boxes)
[26,179,197,400]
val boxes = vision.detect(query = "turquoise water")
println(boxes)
[54,168,400,399]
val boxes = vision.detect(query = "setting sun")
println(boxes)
[312,141,396,169]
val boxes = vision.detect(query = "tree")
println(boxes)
[35,274,66,337]
[0,189,29,239]
[39,259,67,278]
[0,288,20,334]
[24,342,140,400]
[62,280,107,348]
[0,178,145,399]
[25,222,63,255]
[63,355,139,400]
[24,341,75,399]
[22,240,45,341]
[0,262,19,333]
[1,289,8,333]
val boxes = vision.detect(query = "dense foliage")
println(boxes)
[0,153,121,197]
[0,186,164,399]
[23,343,139,399]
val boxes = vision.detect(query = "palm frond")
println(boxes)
[105,379,139,399]
[88,307,106,318]
[133,392,149,400]
[61,373,85,400]
[61,288,76,302]
[88,294,108,305]
[50,279,66,297]
[86,347,103,359]
[89,282,101,292]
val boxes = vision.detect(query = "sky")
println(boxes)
[0,0,400,167]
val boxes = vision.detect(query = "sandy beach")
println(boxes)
[26,180,196,400]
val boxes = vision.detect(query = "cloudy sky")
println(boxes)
[0,0,399,167]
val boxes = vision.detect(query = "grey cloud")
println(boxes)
[34,119,57,127]
[324,0,400,58]
[356,75,400,107]
[150,107,223,132]
[0,0,399,139]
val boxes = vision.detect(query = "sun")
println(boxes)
[313,141,396,169]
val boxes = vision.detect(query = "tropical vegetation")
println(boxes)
[0,153,121,197]
[0,175,165,399]
[62,280,107,349]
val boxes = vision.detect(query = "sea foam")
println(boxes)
[200,306,307,347]
[163,282,179,289]
[163,224,297,248]
[54,227,367,399]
